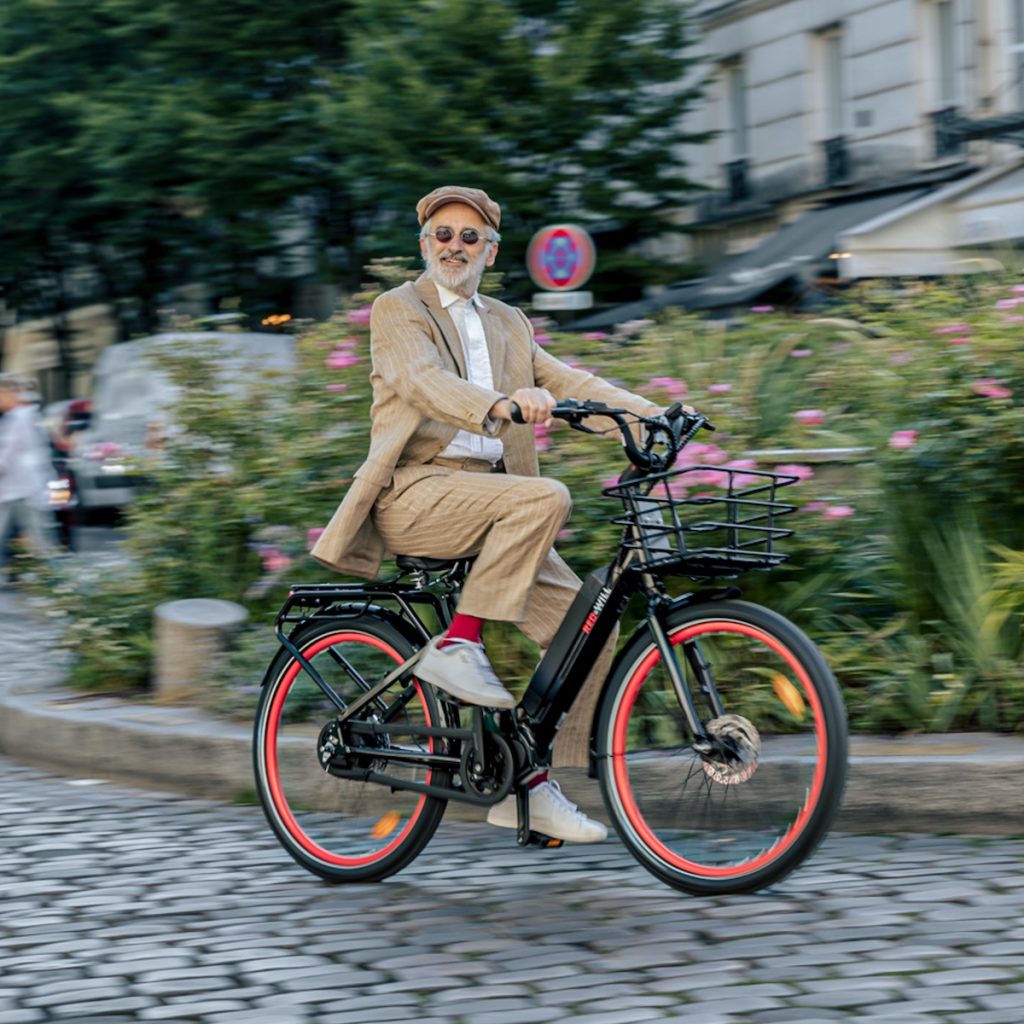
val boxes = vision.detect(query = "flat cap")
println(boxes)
[416,185,501,231]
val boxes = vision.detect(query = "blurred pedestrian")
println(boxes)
[0,374,56,579]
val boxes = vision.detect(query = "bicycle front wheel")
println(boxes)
[254,615,451,883]
[596,598,847,895]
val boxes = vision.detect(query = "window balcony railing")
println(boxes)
[931,106,966,159]
[725,158,750,202]
[822,135,850,185]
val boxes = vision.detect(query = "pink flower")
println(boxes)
[789,348,813,358]
[707,383,732,394]
[557,528,575,542]
[724,458,761,487]
[971,378,1013,399]
[325,350,359,370]
[306,527,325,550]
[996,298,1021,310]
[347,306,372,325]
[89,441,123,460]
[666,479,689,499]
[582,331,610,340]
[261,548,292,573]
[1013,285,1024,294]
[649,376,688,400]
[1002,316,1024,324]
[794,409,825,426]
[687,468,728,487]
[803,501,829,513]
[948,336,970,346]
[602,475,622,491]
[337,336,359,350]
[682,442,728,466]
[751,305,774,313]
[824,505,855,519]
[889,430,918,450]
[326,383,348,393]
[534,423,551,451]
[934,323,971,335]
[534,332,553,347]
[776,464,814,480]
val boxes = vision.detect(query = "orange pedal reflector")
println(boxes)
[772,673,806,720]
[371,811,402,839]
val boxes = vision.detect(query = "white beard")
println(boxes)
[426,248,487,297]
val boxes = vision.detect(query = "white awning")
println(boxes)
[837,160,1024,279]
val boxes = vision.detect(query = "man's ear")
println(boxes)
[485,243,499,268]
[419,236,430,261]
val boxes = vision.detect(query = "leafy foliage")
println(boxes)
[0,0,708,345]
[32,274,1024,733]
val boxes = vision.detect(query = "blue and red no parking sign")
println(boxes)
[526,224,596,292]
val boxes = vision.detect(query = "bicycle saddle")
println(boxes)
[395,555,472,572]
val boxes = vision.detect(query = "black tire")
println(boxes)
[596,599,847,895]
[253,615,451,883]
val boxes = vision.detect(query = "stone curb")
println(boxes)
[1,594,1022,832]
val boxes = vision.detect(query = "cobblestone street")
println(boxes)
[3,756,1024,1024]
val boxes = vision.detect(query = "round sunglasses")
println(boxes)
[426,227,487,246]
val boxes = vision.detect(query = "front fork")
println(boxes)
[646,600,727,753]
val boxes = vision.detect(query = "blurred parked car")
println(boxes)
[70,332,294,513]
[42,398,93,545]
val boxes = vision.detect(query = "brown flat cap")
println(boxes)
[416,185,501,231]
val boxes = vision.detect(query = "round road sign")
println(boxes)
[526,224,596,291]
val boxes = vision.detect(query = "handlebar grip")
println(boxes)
[509,401,526,424]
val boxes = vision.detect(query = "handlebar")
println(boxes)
[508,398,713,473]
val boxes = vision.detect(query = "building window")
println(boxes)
[816,26,845,137]
[723,58,749,157]
[1013,0,1024,108]
[934,0,957,105]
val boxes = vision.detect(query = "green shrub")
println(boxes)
[32,271,1024,732]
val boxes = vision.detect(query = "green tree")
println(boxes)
[0,0,351,347]
[338,0,710,299]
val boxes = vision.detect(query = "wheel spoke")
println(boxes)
[255,623,449,882]
[601,601,846,894]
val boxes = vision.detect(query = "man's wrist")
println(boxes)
[489,397,511,422]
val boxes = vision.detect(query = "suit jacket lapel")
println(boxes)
[477,296,508,387]
[413,275,466,378]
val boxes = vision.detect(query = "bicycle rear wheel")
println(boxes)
[596,598,847,895]
[254,615,451,883]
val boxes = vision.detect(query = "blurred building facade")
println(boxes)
[576,0,1024,325]
[686,0,1024,289]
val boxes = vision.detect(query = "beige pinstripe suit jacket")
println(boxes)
[310,273,659,578]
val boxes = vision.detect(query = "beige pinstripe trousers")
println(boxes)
[372,463,617,766]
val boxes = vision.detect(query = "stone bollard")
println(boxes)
[153,598,249,702]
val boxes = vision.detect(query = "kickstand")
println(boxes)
[515,784,531,846]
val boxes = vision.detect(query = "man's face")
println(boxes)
[420,202,498,298]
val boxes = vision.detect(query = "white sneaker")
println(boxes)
[487,779,608,843]
[414,636,516,709]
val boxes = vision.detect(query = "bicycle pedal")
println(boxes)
[523,831,564,849]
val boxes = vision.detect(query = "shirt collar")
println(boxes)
[434,281,484,310]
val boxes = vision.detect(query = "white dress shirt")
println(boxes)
[435,282,504,464]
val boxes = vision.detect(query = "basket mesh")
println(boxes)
[603,465,798,578]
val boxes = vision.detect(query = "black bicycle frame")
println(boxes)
[273,538,721,782]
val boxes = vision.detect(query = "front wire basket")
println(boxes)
[603,464,799,578]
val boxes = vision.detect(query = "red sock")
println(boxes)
[527,770,549,790]
[439,613,485,648]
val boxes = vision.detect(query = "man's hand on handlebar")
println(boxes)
[491,388,557,427]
